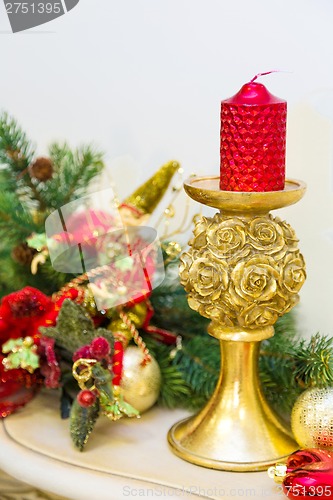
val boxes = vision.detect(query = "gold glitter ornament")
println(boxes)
[121,346,161,413]
[108,318,133,346]
[107,302,149,346]
[121,160,180,215]
[291,387,333,450]
[126,302,148,328]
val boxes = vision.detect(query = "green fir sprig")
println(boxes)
[38,143,104,209]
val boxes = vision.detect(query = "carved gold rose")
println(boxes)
[230,256,279,305]
[276,218,299,252]
[206,215,250,262]
[179,251,195,293]
[280,253,306,296]
[191,216,209,249]
[238,298,286,328]
[248,217,285,257]
[203,299,236,327]
[188,254,229,302]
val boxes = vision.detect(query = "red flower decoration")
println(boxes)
[0,287,56,345]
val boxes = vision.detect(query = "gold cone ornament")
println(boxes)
[120,160,180,219]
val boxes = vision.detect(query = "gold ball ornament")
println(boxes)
[120,346,161,413]
[291,387,333,450]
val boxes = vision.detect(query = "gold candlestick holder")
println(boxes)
[167,176,306,472]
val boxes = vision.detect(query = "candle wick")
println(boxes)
[250,70,282,83]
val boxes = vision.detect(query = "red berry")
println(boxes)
[72,345,91,362]
[90,337,110,360]
[77,390,96,408]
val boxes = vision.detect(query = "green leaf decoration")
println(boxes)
[40,299,95,353]
[92,362,114,401]
[70,398,100,451]
[102,393,140,421]
[91,363,139,420]
[40,300,115,355]
[27,232,47,251]
[2,338,39,373]
[60,387,73,420]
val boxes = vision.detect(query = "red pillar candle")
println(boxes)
[220,77,287,192]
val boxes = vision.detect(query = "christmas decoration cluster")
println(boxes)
[1,113,333,463]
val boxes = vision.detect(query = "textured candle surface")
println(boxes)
[220,81,287,192]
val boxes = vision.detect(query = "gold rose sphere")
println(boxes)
[120,346,161,413]
[180,210,306,330]
[291,387,333,450]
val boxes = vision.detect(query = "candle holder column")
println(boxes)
[167,176,306,472]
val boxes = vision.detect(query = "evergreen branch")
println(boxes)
[0,113,50,209]
[158,362,193,408]
[39,143,104,208]
[63,145,104,203]
[0,191,39,242]
[0,112,34,170]
[141,335,192,408]
[38,257,73,295]
[174,336,219,400]
[150,285,210,338]
[291,333,333,387]
[22,175,48,211]
[0,247,27,297]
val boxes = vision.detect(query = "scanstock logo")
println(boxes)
[4,0,80,33]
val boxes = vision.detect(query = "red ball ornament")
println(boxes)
[90,337,110,360]
[269,448,333,499]
[77,390,96,408]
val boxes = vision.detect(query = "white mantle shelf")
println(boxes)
[0,391,284,499]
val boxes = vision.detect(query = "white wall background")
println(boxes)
[0,0,333,338]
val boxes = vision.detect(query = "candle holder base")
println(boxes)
[168,419,295,472]
[168,326,297,472]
